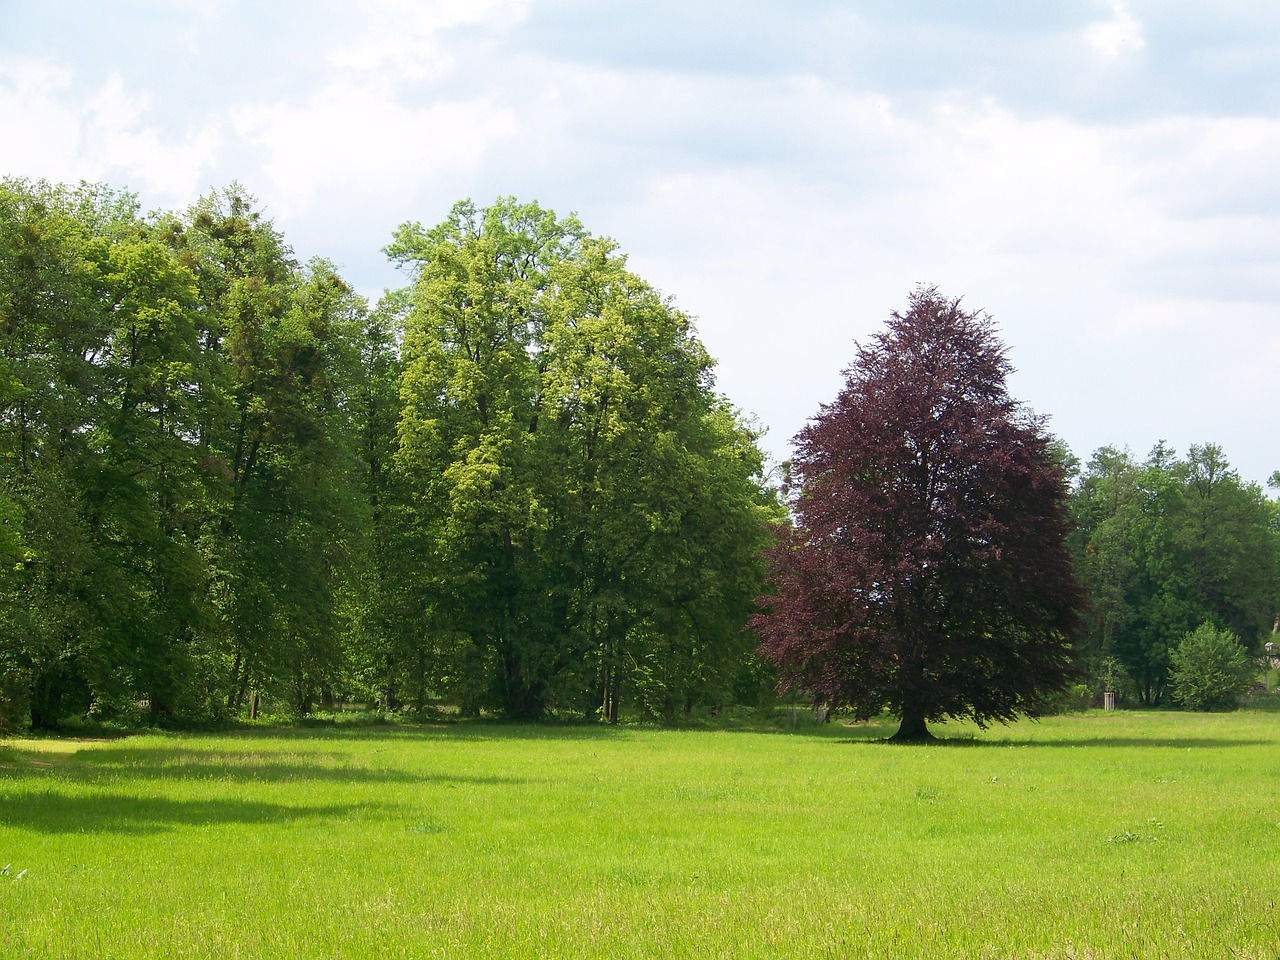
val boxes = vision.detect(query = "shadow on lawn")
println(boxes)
[252,723,639,744]
[0,744,529,788]
[977,736,1271,749]
[833,736,1272,748]
[0,789,371,835]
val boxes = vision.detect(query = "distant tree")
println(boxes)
[1069,443,1280,704]
[1168,622,1254,711]
[753,287,1082,741]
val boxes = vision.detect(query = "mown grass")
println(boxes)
[2,711,1279,958]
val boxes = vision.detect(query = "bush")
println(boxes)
[1040,682,1093,714]
[1168,622,1255,712]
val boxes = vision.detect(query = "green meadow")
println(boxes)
[2,711,1279,959]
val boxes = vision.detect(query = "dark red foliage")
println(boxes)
[752,287,1083,741]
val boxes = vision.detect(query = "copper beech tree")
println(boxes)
[753,287,1083,742]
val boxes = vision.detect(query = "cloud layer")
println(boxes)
[2,0,1277,485]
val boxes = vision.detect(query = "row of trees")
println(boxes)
[0,179,376,728]
[0,180,778,730]
[1069,443,1279,704]
[1,179,1275,733]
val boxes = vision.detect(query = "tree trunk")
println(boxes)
[29,671,59,732]
[227,648,246,711]
[889,702,936,743]
[148,690,172,725]
[415,646,427,714]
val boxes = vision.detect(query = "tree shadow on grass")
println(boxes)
[973,736,1271,749]
[249,723,639,744]
[0,745,530,787]
[832,736,1273,748]
[0,790,371,835]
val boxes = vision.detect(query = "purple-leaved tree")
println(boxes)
[753,287,1083,742]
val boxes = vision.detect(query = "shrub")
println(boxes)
[1168,622,1255,712]
[1041,682,1093,714]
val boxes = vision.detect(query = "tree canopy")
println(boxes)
[387,199,780,719]
[0,182,780,729]
[753,287,1083,741]
[1068,443,1279,704]
[2,178,1274,731]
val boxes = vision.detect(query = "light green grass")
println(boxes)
[2,711,1279,958]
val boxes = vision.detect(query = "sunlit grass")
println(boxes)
[2,711,1279,958]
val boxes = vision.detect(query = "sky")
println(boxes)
[2,0,1278,487]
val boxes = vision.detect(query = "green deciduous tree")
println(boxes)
[168,187,369,717]
[0,179,212,726]
[389,199,777,719]
[0,178,375,728]
[1070,443,1279,704]
[1,179,777,728]
[1168,622,1255,711]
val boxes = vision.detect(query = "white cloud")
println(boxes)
[4,3,1277,482]
[0,57,220,205]
[229,79,518,216]
[82,74,223,203]
[0,58,87,182]
[331,0,533,81]
[1086,1,1147,59]
[574,81,1279,478]
[1233,328,1280,396]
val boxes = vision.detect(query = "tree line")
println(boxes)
[1069,443,1279,705]
[0,179,1275,732]
[0,180,779,730]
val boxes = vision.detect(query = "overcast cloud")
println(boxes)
[2,0,1277,485]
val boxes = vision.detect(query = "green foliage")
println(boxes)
[4,173,1274,738]
[0,178,181,727]
[0,179,375,728]
[1039,681,1093,714]
[1168,622,1255,711]
[1070,443,1280,704]
[389,198,779,720]
[1,180,780,728]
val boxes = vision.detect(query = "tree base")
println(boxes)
[888,710,937,743]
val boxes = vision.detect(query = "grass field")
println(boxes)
[2,710,1279,959]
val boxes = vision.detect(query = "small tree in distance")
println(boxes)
[752,286,1083,742]
[1167,622,1254,712]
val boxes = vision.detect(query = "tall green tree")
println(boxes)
[0,179,777,728]
[389,199,777,719]
[536,241,777,720]
[0,180,206,725]
[165,187,370,716]
[389,199,580,717]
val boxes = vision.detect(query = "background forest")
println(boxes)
[1,179,1277,731]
